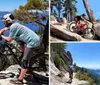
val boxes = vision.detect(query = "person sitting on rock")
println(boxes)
[0,14,40,84]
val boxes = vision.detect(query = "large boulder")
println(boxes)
[51,24,82,41]
[59,50,73,65]
[50,61,61,76]
[6,65,21,72]
[51,24,99,41]
[0,65,48,85]
[0,65,20,85]
[94,23,100,37]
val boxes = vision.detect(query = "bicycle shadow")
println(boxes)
[0,72,49,85]
[24,72,49,85]
[0,72,15,79]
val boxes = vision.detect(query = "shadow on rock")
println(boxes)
[24,72,49,85]
[0,72,15,79]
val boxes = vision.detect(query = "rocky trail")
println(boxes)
[51,72,89,85]
[50,19,100,41]
[0,65,49,85]
[50,61,89,85]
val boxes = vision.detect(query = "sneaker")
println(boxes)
[10,79,23,84]
[67,79,72,83]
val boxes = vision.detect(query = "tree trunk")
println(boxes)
[83,0,96,23]
[58,10,60,18]
[67,11,70,22]
[70,9,73,21]
[42,20,49,52]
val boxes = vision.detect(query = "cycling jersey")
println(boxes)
[9,23,40,48]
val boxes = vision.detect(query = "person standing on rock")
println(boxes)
[0,14,40,84]
[69,65,73,80]
[67,64,74,83]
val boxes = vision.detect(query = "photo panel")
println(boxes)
[0,0,49,85]
[50,42,100,85]
[50,0,100,42]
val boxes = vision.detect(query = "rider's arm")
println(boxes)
[81,16,88,23]
[1,35,13,42]
[0,27,9,35]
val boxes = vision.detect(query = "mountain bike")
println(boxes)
[68,18,95,39]
[0,37,49,84]
[0,20,49,84]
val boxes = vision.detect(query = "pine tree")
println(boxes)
[63,0,77,22]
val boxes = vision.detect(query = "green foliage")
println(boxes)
[51,0,63,18]
[75,67,100,85]
[51,0,77,21]
[76,72,95,85]
[51,43,67,51]
[63,0,77,21]
[14,0,48,23]
[54,54,67,70]
[51,43,69,71]
[25,0,45,10]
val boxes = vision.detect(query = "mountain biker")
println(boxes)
[74,13,93,35]
[75,13,92,29]
[0,14,40,84]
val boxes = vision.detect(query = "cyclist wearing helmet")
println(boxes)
[81,13,89,23]
[74,13,92,30]
[0,14,40,84]
[81,13,93,29]
[74,13,88,22]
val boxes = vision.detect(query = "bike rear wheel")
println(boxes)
[29,53,48,71]
[83,28,95,39]
[0,53,7,71]
[33,71,49,84]
[69,21,77,33]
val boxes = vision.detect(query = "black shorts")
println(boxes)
[21,46,37,69]
[22,46,36,61]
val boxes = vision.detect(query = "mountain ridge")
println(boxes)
[0,11,11,16]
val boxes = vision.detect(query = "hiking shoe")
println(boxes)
[10,79,23,84]
[67,79,72,84]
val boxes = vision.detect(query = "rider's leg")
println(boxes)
[77,21,83,31]
[18,47,35,81]
[18,68,28,80]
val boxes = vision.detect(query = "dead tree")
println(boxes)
[83,0,96,23]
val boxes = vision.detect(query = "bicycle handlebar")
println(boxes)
[0,36,2,40]
[34,21,46,27]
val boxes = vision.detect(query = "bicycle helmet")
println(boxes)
[2,14,14,23]
[82,13,86,16]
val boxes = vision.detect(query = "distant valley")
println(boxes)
[0,11,11,16]
[87,68,100,77]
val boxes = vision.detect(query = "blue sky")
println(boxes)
[52,0,100,19]
[0,0,27,11]
[66,43,100,69]
[76,0,100,19]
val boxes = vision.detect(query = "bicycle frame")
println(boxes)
[0,38,47,71]
[73,17,87,31]
[0,20,48,71]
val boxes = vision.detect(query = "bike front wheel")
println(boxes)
[69,21,77,33]
[83,28,95,39]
